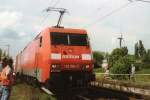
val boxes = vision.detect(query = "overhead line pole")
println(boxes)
[117,33,123,48]
[0,44,10,57]
[6,44,10,57]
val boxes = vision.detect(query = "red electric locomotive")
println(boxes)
[15,8,95,90]
[15,27,95,89]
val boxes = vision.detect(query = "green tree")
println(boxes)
[138,40,146,58]
[121,46,128,56]
[111,48,124,57]
[93,51,104,68]
[147,49,150,61]
[0,48,2,59]
[134,42,139,59]
[111,47,128,57]
[144,49,150,62]
[3,50,6,57]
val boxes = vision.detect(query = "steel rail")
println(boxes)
[96,73,150,76]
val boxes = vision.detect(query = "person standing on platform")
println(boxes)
[130,64,136,81]
[0,58,3,71]
[0,58,12,100]
[0,58,3,98]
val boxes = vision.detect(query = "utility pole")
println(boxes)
[117,33,123,48]
[6,44,10,57]
[0,44,10,57]
[0,39,10,57]
[45,7,68,27]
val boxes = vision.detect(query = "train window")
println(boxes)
[69,34,88,46]
[39,36,42,47]
[51,32,88,46]
[51,32,68,45]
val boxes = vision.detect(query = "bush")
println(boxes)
[94,68,104,73]
[134,62,150,71]
[110,57,131,80]
[93,51,104,68]
[109,47,129,68]
[133,63,141,71]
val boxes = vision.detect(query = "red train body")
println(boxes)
[15,27,95,88]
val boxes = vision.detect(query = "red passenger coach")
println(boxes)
[16,27,95,89]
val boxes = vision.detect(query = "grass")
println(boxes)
[135,68,150,84]
[95,68,150,89]
[94,68,104,73]
[10,83,56,100]
[136,68,150,74]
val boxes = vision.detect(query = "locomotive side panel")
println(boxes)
[15,54,21,74]
[21,40,39,77]
[15,29,51,83]
[38,28,51,82]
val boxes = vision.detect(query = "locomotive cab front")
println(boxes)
[48,28,95,88]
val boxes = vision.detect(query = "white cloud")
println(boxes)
[19,32,27,37]
[0,11,22,29]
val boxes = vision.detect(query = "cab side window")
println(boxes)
[39,36,42,47]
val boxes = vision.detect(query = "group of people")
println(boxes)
[0,57,14,100]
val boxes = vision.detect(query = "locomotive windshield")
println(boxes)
[51,32,88,46]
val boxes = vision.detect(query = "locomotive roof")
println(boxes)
[48,27,87,34]
[20,27,88,53]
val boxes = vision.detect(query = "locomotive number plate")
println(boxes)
[63,64,80,69]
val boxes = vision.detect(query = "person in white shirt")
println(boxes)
[130,64,136,81]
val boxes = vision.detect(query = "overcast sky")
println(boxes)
[0,0,150,58]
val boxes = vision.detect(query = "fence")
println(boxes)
[96,73,150,87]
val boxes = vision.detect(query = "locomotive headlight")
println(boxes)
[83,65,90,70]
[51,53,61,60]
[85,65,90,69]
[51,64,61,72]
[52,65,57,68]
[82,54,92,60]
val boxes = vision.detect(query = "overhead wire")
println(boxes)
[38,14,50,27]
[37,0,55,27]
[84,1,133,28]
[52,0,61,7]
[97,0,110,10]
[138,0,150,3]
[48,0,54,5]
[28,0,58,37]
[89,0,110,15]
[131,0,150,3]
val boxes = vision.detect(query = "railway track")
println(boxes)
[17,76,149,100]
[16,73,150,100]
[51,83,148,100]
[74,87,129,100]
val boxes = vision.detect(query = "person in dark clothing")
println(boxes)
[0,58,3,98]
[7,58,14,71]
[0,58,3,71]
